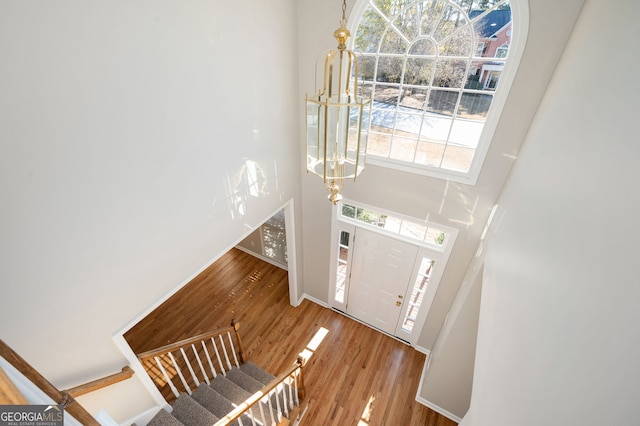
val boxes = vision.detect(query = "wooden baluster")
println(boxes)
[227,332,240,368]
[154,356,179,398]
[210,337,226,375]
[180,348,199,388]
[274,384,284,418]
[257,401,268,426]
[219,335,232,371]
[201,341,217,379]
[168,352,191,394]
[192,344,209,385]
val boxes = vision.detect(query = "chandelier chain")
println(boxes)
[341,0,347,27]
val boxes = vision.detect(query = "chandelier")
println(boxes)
[305,0,371,204]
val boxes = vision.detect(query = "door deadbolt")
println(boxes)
[396,301,402,306]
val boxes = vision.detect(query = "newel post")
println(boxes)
[296,355,306,401]
[231,319,247,364]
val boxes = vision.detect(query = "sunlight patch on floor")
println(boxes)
[299,327,329,362]
[359,394,376,424]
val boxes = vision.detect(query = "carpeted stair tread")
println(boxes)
[191,383,251,426]
[239,361,276,385]
[209,375,252,405]
[146,408,184,426]
[171,393,219,426]
[226,367,266,393]
[227,367,286,424]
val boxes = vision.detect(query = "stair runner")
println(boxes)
[147,361,287,426]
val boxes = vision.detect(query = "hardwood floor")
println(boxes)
[124,248,458,426]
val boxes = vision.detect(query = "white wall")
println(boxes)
[0,0,301,422]
[418,267,483,421]
[416,0,584,417]
[462,0,640,424]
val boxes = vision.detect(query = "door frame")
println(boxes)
[328,199,458,347]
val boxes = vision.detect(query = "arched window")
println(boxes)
[350,0,523,183]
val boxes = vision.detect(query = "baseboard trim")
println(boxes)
[234,246,288,271]
[414,344,430,356]
[415,396,462,424]
[300,293,329,308]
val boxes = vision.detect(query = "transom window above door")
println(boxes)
[340,202,453,251]
[350,0,521,184]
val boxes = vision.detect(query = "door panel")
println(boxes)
[347,228,419,335]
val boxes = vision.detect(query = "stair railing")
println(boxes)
[0,339,100,426]
[137,319,247,401]
[63,366,135,398]
[213,355,306,426]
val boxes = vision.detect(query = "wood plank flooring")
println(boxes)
[124,248,458,426]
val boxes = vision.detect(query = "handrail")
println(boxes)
[0,339,99,426]
[64,366,135,398]
[137,319,246,363]
[213,356,306,426]
[137,319,248,400]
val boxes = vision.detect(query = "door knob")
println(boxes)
[398,295,403,299]
[396,301,402,307]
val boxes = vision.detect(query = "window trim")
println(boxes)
[348,0,530,185]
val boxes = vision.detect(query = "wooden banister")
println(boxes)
[137,325,236,361]
[213,357,305,426]
[64,366,135,398]
[137,320,248,401]
[0,339,99,426]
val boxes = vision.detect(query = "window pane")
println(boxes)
[394,112,421,137]
[335,230,351,304]
[354,7,386,53]
[427,90,458,116]
[449,118,482,149]
[341,204,356,219]
[404,58,434,86]
[434,59,467,88]
[458,93,492,120]
[441,144,474,173]
[400,221,427,240]
[401,257,435,333]
[373,84,401,104]
[416,139,445,167]
[381,215,401,233]
[390,136,418,162]
[367,130,392,157]
[356,207,380,225]
[380,28,409,54]
[394,5,420,40]
[425,228,446,245]
[408,39,436,56]
[399,87,429,110]
[377,57,404,83]
[420,113,452,143]
[438,24,474,57]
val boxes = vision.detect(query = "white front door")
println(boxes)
[347,228,419,335]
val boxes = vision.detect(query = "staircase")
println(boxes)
[138,321,305,426]
[148,361,299,426]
